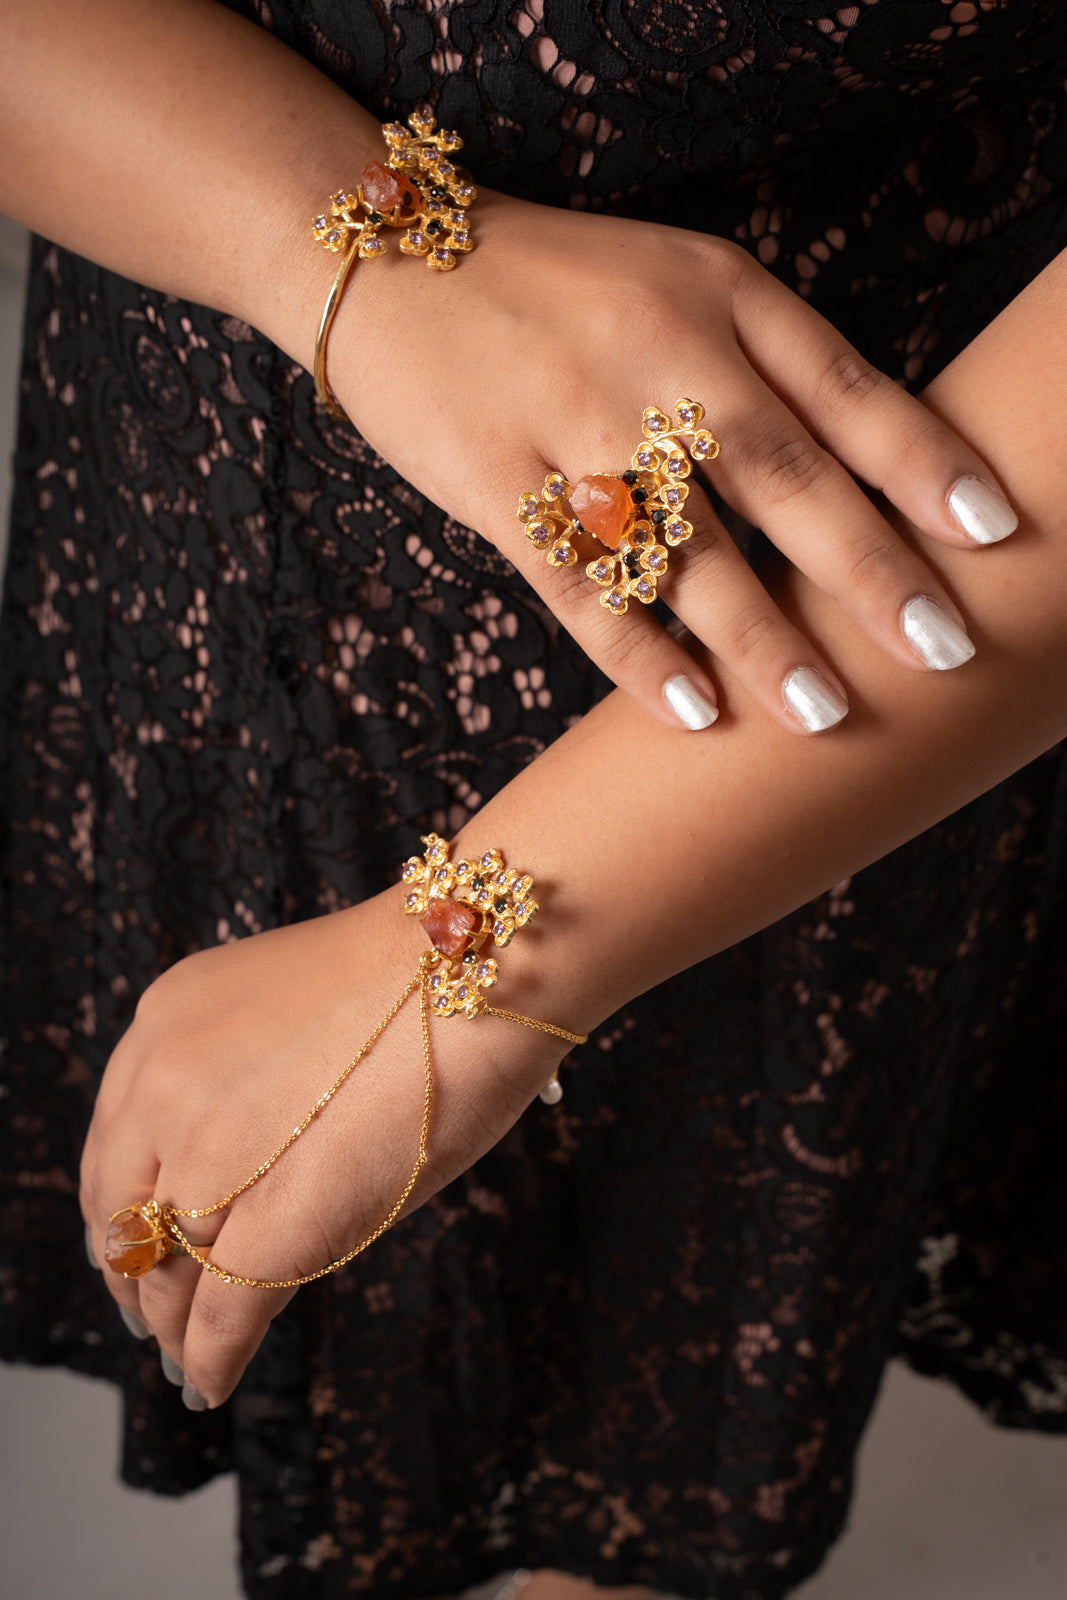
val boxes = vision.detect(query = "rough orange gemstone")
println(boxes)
[570,475,632,550]
[360,161,414,213]
[420,898,476,957]
[105,1208,168,1279]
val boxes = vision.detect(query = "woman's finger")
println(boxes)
[732,261,1018,549]
[80,1098,162,1339]
[657,481,850,734]
[494,458,722,732]
[704,366,979,672]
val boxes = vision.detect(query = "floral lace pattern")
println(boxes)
[3,4,1067,1599]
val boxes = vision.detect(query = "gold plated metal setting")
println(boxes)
[311,108,477,273]
[518,398,720,615]
[104,834,584,1292]
[312,108,477,421]
[401,833,539,1019]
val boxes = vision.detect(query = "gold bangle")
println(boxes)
[313,239,360,422]
[311,108,478,424]
[105,835,584,1290]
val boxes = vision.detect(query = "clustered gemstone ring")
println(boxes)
[518,398,720,615]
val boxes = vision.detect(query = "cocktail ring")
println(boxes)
[517,398,720,616]
[105,1200,199,1279]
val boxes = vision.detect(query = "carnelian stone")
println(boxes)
[361,162,414,214]
[105,1209,168,1278]
[420,898,476,957]
[570,475,632,550]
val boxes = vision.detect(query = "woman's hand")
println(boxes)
[79,894,567,1408]
[331,194,1017,735]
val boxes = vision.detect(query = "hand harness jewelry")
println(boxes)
[105,835,584,1291]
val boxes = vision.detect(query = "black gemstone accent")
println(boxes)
[651,508,667,524]
[622,470,637,485]
[366,210,383,225]
[426,220,442,236]
[494,897,507,912]
[471,875,484,891]
[430,185,447,198]
[623,551,641,574]
[462,950,477,965]
[631,487,648,503]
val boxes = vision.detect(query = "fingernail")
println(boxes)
[663,673,718,730]
[901,596,976,670]
[160,1351,184,1386]
[85,1225,99,1269]
[948,476,1018,545]
[120,1307,150,1341]
[181,1379,207,1412]
[782,667,849,732]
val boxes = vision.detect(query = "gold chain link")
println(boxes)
[157,956,585,1290]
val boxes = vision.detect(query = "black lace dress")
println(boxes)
[3,3,1067,1597]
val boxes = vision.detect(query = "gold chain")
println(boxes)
[483,1007,585,1045]
[157,956,585,1290]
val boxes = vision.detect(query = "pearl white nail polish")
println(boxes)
[182,1379,208,1412]
[120,1307,150,1340]
[85,1223,99,1269]
[782,667,849,732]
[901,596,976,669]
[160,1351,184,1386]
[948,476,1018,545]
[663,674,718,730]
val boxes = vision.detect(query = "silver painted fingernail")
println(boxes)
[120,1307,150,1340]
[160,1351,184,1386]
[181,1380,207,1412]
[782,667,849,732]
[901,596,976,669]
[949,476,1018,545]
[85,1224,99,1269]
[663,674,718,730]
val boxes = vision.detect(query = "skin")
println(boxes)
[78,243,1067,1402]
[2,0,1064,1591]
[0,0,1017,731]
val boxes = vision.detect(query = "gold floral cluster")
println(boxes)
[401,834,538,1018]
[312,108,476,273]
[519,398,720,615]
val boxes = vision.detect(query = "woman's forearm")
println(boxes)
[0,0,378,366]
[452,249,1067,1034]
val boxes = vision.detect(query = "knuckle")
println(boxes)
[548,554,598,616]
[190,1283,256,1347]
[599,616,664,683]
[815,350,890,416]
[722,602,779,662]
[889,409,949,474]
[137,1261,190,1316]
[840,530,902,593]
[749,428,827,506]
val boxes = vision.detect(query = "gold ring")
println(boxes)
[517,398,720,615]
[105,1200,200,1279]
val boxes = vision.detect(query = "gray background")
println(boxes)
[0,217,1064,1599]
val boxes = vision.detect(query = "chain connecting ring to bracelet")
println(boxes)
[105,836,585,1290]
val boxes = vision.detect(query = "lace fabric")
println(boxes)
[2,4,1067,1598]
